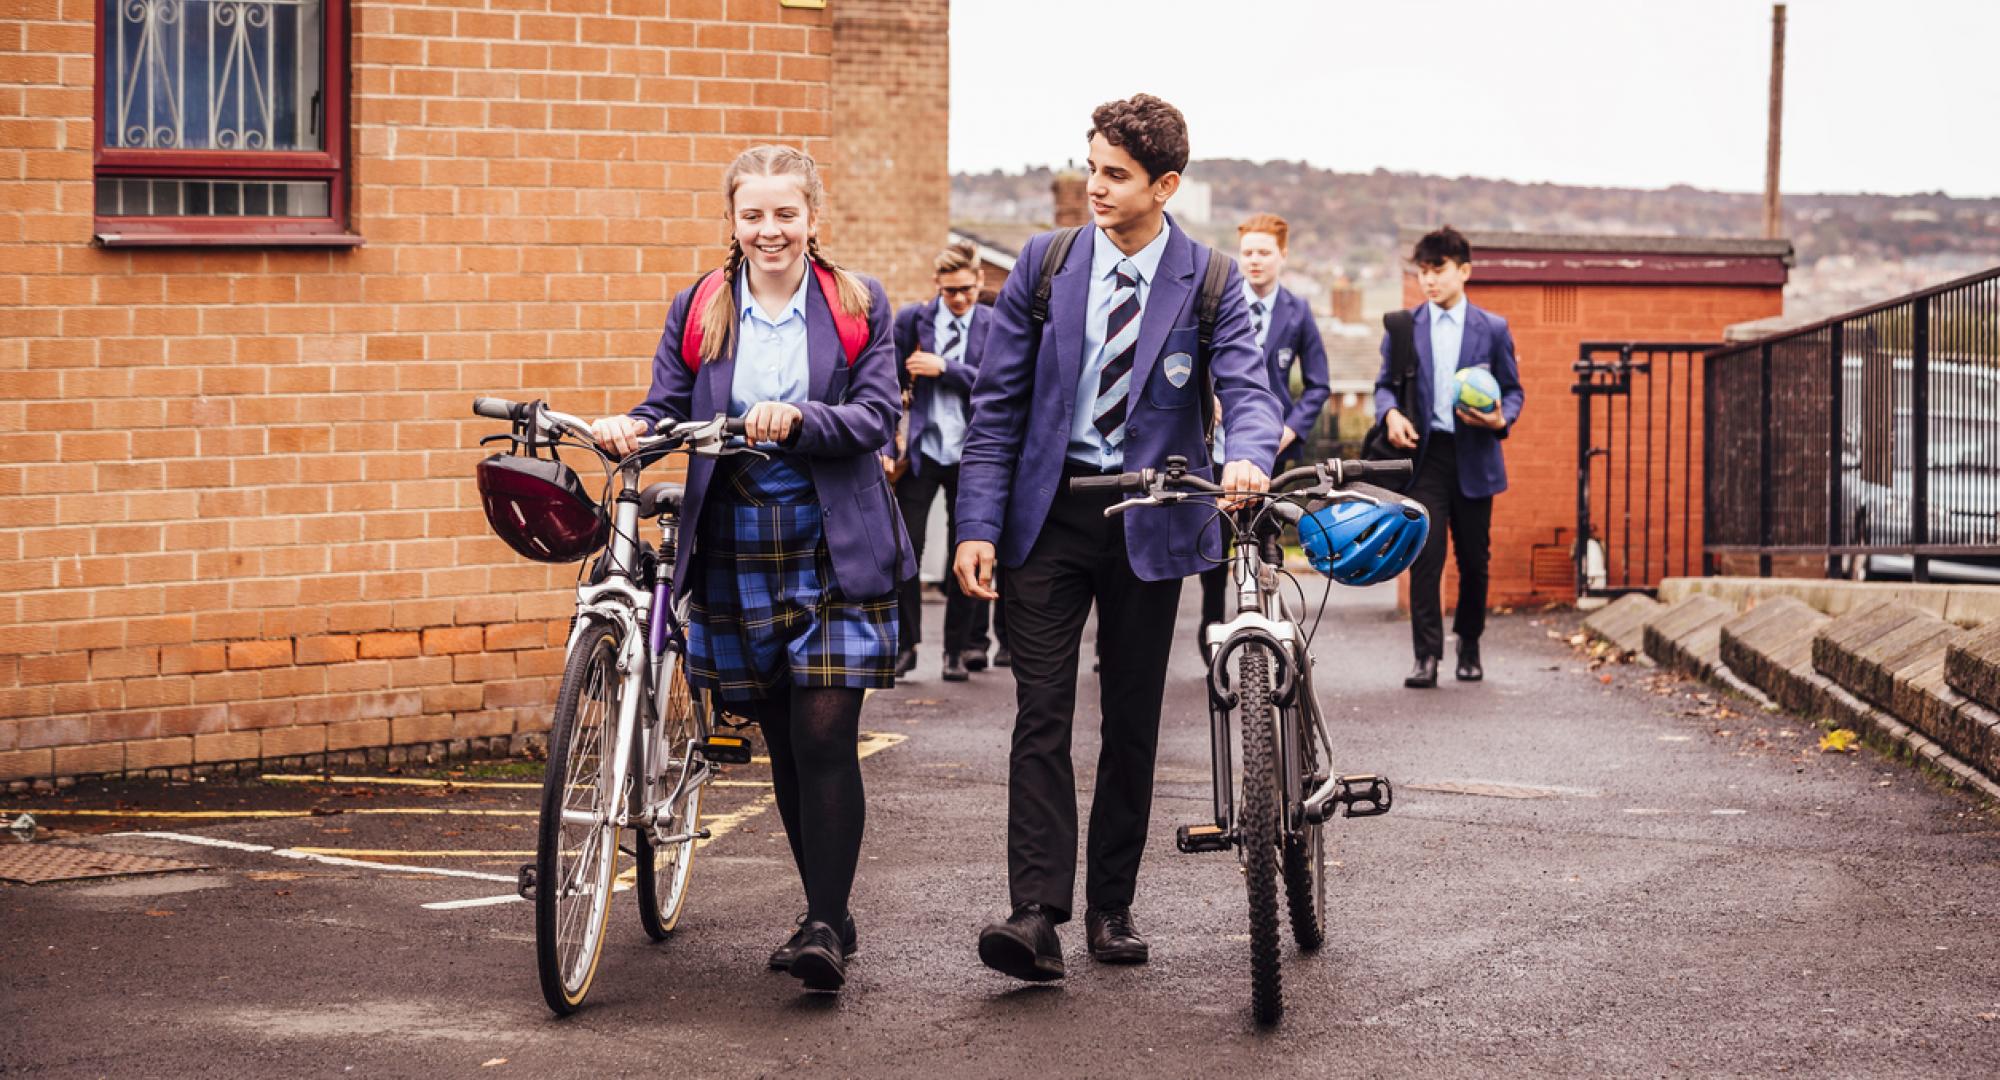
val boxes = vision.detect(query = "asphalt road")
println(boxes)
[5,581,1999,1078]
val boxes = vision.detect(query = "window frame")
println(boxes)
[91,0,358,247]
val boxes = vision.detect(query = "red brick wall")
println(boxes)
[1394,278,1784,611]
[0,0,945,785]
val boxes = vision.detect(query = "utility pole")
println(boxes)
[1764,4,1786,239]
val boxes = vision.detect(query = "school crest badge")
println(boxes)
[1279,348,1294,365]
[1163,352,1194,388]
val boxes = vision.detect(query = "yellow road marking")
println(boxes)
[289,848,536,858]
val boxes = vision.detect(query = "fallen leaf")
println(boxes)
[1598,673,1614,684]
[481,1061,507,1069]
[1819,729,1859,754]
[143,909,174,917]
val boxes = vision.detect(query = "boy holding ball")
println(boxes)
[1374,226,1525,688]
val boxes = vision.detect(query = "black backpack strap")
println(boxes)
[1383,309,1418,410]
[1194,245,1235,440]
[1029,226,1085,333]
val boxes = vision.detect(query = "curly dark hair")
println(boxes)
[1087,94,1190,182]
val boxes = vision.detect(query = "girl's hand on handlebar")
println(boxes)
[1219,459,1270,509]
[590,415,648,458]
[742,401,803,445]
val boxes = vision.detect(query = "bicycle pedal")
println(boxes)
[1176,823,1232,854]
[1335,774,1393,818]
[696,734,752,765]
[516,864,537,900]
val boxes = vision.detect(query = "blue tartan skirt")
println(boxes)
[685,457,899,702]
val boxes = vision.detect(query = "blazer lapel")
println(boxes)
[1411,304,1435,432]
[1049,231,1092,423]
[1130,225,1194,397]
[804,271,838,403]
[967,305,989,363]
[917,297,938,354]
[1459,304,1487,371]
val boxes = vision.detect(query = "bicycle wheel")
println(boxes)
[535,615,622,1016]
[636,646,705,941]
[1282,704,1327,952]
[1237,645,1284,1026]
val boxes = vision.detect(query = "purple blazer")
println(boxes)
[1257,285,1332,464]
[1371,301,1526,499]
[956,221,1283,582]
[629,270,916,601]
[890,297,990,475]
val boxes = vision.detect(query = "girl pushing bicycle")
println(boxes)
[590,144,913,994]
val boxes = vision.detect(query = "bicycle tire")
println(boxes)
[1282,703,1327,952]
[535,615,622,1017]
[1238,645,1284,1026]
[636,646,705,940]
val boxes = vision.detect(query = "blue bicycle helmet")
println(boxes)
[1298,496,1430,586]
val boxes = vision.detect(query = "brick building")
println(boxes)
[0,0,949,785]
[1393,230,1793,611]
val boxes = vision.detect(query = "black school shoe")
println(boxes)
[788,921,849,992]
[769,912,857,970]
[1404,656,1439,689]
[977,903,1065,982]
[1456,639,1484,682]
[993,646,1012,667]
[962,648,989,672]
[1085,906,1149,964]
[894,647,918,678]
[942,651,969,682]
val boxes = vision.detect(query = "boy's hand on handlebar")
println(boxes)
[590,415,648,458]
[742,401,802,445]
[1219,459,1270,509]
[953,540,999,600]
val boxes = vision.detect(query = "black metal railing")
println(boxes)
[1574,343,1712,596]
[1704,265,2000,581]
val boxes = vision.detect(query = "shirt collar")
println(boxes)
[1243,279,1278,314]
[1092,221,1171,285]
[936,299,969,331]
[1429,297,1463,325]
[739,266,811,327]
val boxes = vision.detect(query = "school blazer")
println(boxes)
[890,297,990,475]
[956,220,1283,582]
[629,270,917,601]
[1370,301,1525,499]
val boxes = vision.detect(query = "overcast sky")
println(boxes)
[948,0,1999,198]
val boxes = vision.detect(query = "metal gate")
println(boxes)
[1573,342,1714,597]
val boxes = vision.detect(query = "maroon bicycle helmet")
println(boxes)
[476,452,606,563]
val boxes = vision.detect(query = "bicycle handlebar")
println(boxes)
[472,396,748,451]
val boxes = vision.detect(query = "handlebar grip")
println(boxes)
[721,417,748,437]
[1066,471,1142,494]
[1271,500,1306,526]
[472,396,520,420]
[1340,459,1414,483]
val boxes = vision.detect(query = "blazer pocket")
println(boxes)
[1144,327,1202,410]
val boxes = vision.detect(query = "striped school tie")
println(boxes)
[942,316,964,362]
[1251,298,1266,345]
[1091,260,1141,446]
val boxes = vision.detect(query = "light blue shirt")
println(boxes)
[729,268,812,421]
[919,303,973,465]
[1242,279,1277,352]
[1068,223,1172,469]
[1427,298,1467,431]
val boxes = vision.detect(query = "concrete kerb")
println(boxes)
[1582,594,1660,660]
[1588,589,2000,806]
[1661,576,2000,628]
[1945,619,2000,714]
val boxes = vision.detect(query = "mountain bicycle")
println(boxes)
[1069,454,1421,1025]
[471,396,758,1016]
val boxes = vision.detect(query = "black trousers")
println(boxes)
[1002,469,1183,923]
[893,458,990,656]
[1407,433,1492,661]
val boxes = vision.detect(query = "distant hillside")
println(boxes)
[953,161,2000,318]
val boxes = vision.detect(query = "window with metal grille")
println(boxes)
[94,0,355,246]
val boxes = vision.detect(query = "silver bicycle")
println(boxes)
[472,396,757,1016]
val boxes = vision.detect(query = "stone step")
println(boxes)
[1944,618,2000,715]
[1643,594,1736,678]
[1812,601,1960,713]
[1719,596,1830,716]
[1582,593,1662,658]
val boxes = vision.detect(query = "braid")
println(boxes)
[697,238,743,363]
[807,235,872,320]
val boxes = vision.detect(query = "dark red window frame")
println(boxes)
[91,0,358,247]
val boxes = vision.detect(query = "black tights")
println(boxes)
[745,686,866,928]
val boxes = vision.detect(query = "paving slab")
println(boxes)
[1718,597,1830,716]
[1581,593,1662,657]
[1944,617,2000,714]
[1642,594,1736,677]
